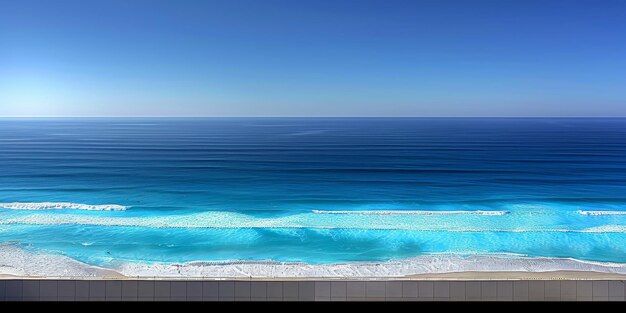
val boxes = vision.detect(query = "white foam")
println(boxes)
[581,225,626,233]
[577,210,626,216]
[2,211,626,232]
[2,244,625,278]
[0,244,118,278]
[102,254,626,278]
[312,210,509,216]
[0,202,128,211]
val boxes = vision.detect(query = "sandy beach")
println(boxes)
[2,271,625,281]
[407,270,626,281]
[2,244,625,280]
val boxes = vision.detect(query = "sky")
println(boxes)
[1,0,625,117]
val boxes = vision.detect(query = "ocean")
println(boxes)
[1,118,625,276]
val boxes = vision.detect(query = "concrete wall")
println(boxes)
[1,280,624,301]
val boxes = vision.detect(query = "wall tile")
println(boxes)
[544,281,560,299]
[418,281,434,298]
[75,281,90,299]
[283,282,298,298]
[4,278,625,302]
[385,281,403,298]
[561,281,576,297]
[89,281,105,300]
[434,281,449,298]
[121,281,138,300]
[608,281,624,299]
[154,281,171,299]
[250,282,266,298]
[497,281,513,300]
[22,280,40,300]
[0,281,5,301]
[577,281,592,298]
[170,281,187,299]
[513,281,528,301]
[314,281,330,299]
[347,281,366,298]
[402,281,418,298]
[481,281,497,298]
[202,281,218,298]
[137,281,154,299]
[105,281,122,300]
[267,281,283,299]
[40,280,58,299]
[528,281,545,301]
[466,281,481,300]
[592,281,608,297]
[450,282,465,300]
[58,281,76,299]
[218,281,235,298]
[330,281,346,299]
[298,281,315,301]
[186,281,202,299]
[366,282,386,298]
[234,281,251,299]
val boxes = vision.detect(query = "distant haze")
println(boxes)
[1,0,625,117]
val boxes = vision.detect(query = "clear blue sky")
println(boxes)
[1,0,625,117]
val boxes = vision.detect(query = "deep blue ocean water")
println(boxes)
[0,118,625,266]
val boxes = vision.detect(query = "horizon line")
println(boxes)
[1,116,626,119]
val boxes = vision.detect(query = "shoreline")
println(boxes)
[2,244,626,280]
[2,271,626,281]
[407,270,626,280]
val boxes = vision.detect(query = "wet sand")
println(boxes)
[2,243,626,280]
[407,270,626,280]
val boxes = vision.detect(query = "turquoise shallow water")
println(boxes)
[0,118,625,266]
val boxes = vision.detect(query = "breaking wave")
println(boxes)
[0,202,128,211]
[577,210,626,216]
[581,225,626,233]
[312,209,509,216]
[1,211,625,233]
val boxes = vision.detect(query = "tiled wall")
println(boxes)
[1,280,624,301]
